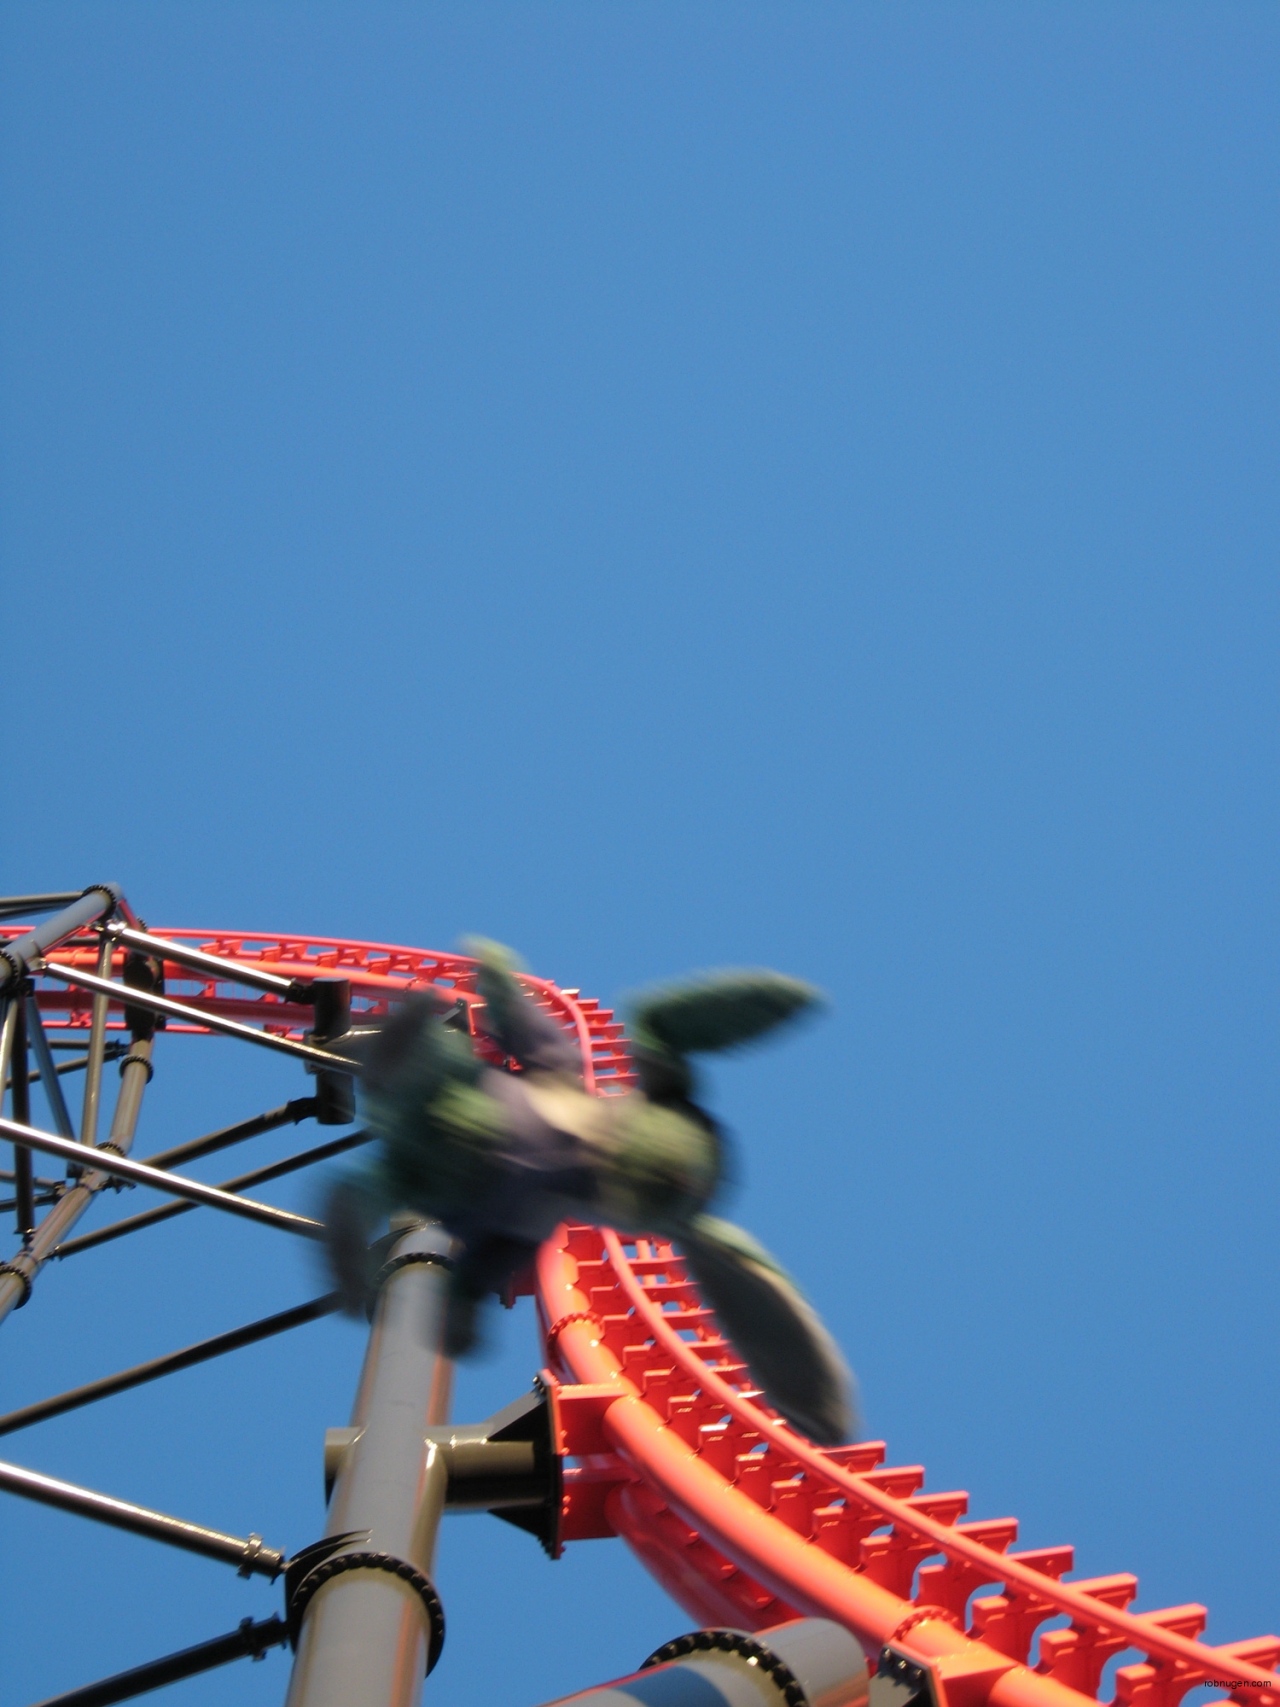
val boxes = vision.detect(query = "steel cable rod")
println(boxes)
[25,1615,290,1707]
[0,1458,285,1577]
[141,1096,318,1173]
[0,1195,59,1214]
[54,1128,370,1259]
[103,923,306,998]
[4,1041,129,1091]
[36,963,358,1073]
[24,995,75,1139]
[0,1117,323,1240]
[0,1294,340,1435]
[0,893,84,922]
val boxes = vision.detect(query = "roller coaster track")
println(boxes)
[8,923,1277,1707]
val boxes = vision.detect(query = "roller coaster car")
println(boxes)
[333,943,859,1446]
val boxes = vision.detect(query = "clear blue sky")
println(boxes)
[2,5,1276,1705]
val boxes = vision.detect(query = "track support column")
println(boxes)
[285,1222,453,1707]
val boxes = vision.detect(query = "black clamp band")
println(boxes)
[238,1533,275,1579]
[373,1249,454,1293]
[91,1142,134,1190]
[0,1262,33,1308]
[117,1052,155,1082]
[289,1551,445,1672]
[0,946,23,987]
[642,1630,808,1707]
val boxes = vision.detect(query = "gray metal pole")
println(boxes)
[0,1000,17,1104]
[0,885,121,991]
[0,999,30,1238]
[0,1037,155,1324]
[286,1222,454,1707]
[78,931,115,1149]
[9,996,35,1235]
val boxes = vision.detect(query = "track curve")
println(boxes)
[536,1225,1279,1707]
[12,925,1276,1707]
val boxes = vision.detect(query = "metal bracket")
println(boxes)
[871,1649,939,1707]
[323,1385,565,1556]
[870,1640,1018,1707]
[303,980,357,1124]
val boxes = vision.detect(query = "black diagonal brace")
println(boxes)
[142,1097,318,1173]
[25,1616,290,1707]
[54,1128,370,1259]
[0,1294,340,1436]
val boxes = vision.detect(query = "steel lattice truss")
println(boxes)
[1,888,1276,1707]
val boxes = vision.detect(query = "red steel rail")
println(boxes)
[537,1225,1279,1707]
[8,926,1276,1707]
[3,926,631,1092]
